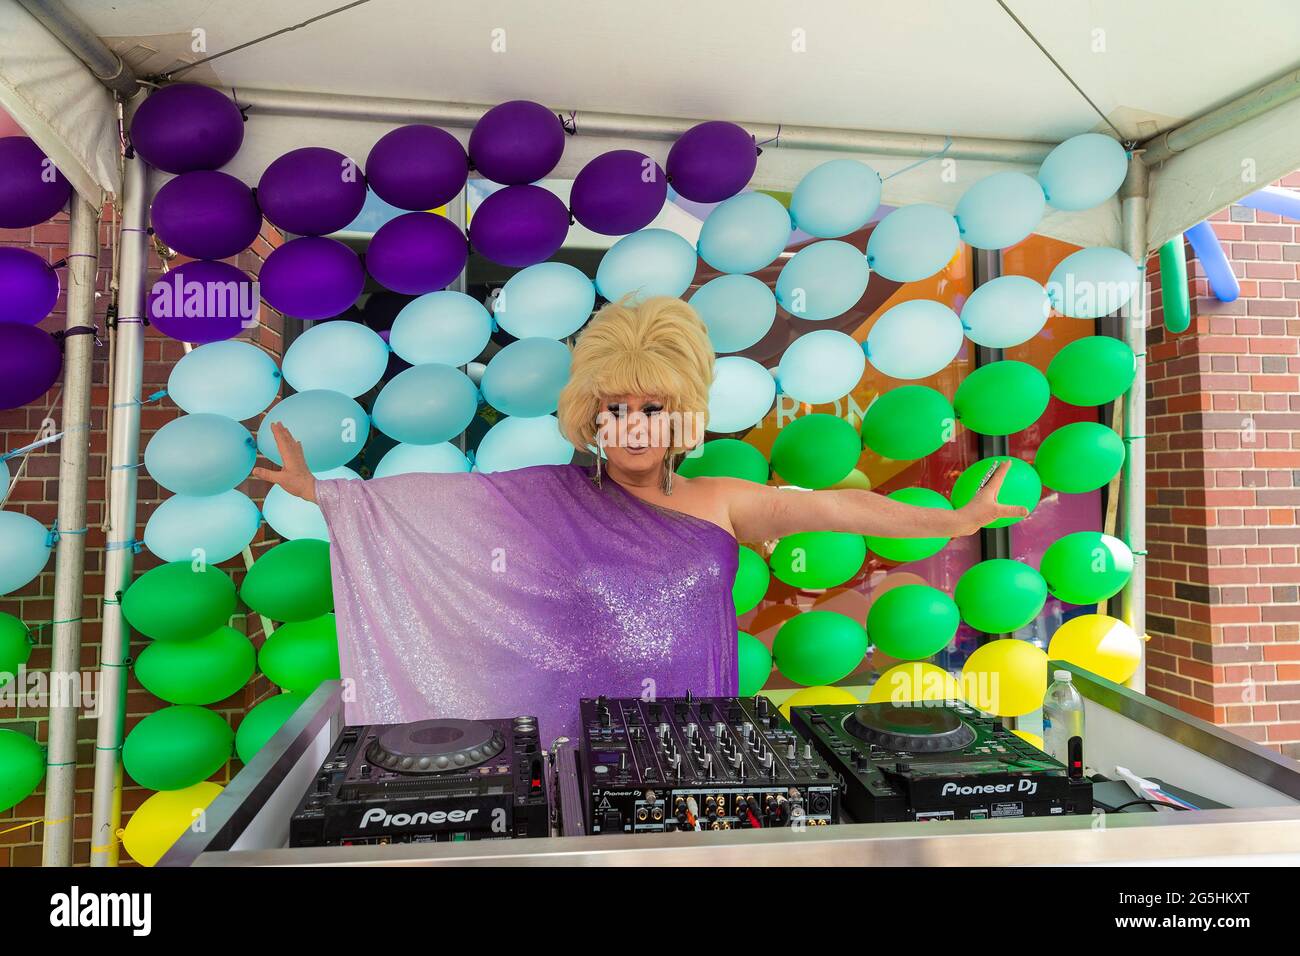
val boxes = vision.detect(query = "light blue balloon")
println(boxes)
[474,415,574,473]
[955,172,1045,250]
[689,274,776,353]
[790,160,882,238]
[144,490,260,564]
[1038,133,1128,211]
[480,337,572,417]
[596,229,697,303]
[866,300,965,380]
[697,192,791,274]
[146,413,255,496]
[961,275,1050,348]
[1047,246,1140,319]
[0,511,51,595]
[390,291,492,366]
[263,466,359,541]
[775,240,870,321]
[1,459,9,500]
[497,263,595,339]
[167,341,281,421]
[257,390,371,470]
[777,330,866,405]
[866,204,960,282]
[372,364,478,445]
[374,442,471,478]
[708,356,776,432]
[281,321,388,398]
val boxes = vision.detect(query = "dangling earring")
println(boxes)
[593,435,604,488]
[662,452,676,496]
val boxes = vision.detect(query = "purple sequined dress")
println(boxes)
[315,462,739,745]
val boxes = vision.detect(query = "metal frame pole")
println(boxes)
[89,145,149,867]
[40,193,99,865]
[1119,156,1150,693]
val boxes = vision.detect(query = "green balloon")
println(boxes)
[954,361,1049,436]
[122,562,237,642]
[235,693,305,764]
[771,413,860,489]
[867,584,960,659]
[737,632,772,696]
[240,539,334,623]
[1047,336,1136,406]
[678,439,769,483]
[860,386,954,460]
[733,546,770,615]
[259,614,340,693]
[773,611,867,686]
[1034,422,1125,493]
[865,487,954,563]
[770,532,867,589]
[134,626,256,705]
[123,705,233,791]
[951,456,1041,528]
[0,729,44,813]
[954,560,1048,633]
[1040,531,1134,604]
[0,612,32,687]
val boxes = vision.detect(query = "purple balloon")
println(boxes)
[468,185,570,268]
[366,125,468,211]
[366,212,467,295]
[0,249,59,325]
[468,101,565,185]
[257,147,368,237]
[0,137,71,228]
[150,170,261,260]
[130,84,244,174]
[260,236,364,320]
[571,150,667,235]
[147,259,258,343]
[666,121,756,203]
[0,322,62,409]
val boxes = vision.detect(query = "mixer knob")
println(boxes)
[700,701,713,719]
[787,743,797,760]
[755,695,769,716]
[619,751,628,772]
[714,721,726,739]
[686,722,699,739]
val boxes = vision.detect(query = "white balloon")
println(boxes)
[374,442,471,478]
[960,275,1051,348]
[777,330,866,404]
[708,357,777,433]
[262,466,360,541]
[866,300,964,380]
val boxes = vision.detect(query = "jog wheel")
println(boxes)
[366,718,505,773]
[842,702,976,753]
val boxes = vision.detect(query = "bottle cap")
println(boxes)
[1053,669,1072,682]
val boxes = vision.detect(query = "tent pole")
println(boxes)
[40,194,99,866]
[89,147,149,867]
[15,0,138,96]
[227,86,1055,165]
[1119,156,1150,693]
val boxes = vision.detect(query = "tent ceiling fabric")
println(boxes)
[6,0,1300,248]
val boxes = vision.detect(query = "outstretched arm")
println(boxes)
[723,460,1029,542]
[251,421,317,503]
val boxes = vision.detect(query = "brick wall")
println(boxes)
[0,207,286,866]
[1145,172,1300,758]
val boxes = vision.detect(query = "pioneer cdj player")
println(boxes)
[577,694,840,833]
[791,700,1092,823]
[288,716,549,846]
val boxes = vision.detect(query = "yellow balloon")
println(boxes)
[121,782,223,867]
[961,639,1048,717]
[867,662,961,704]
[833,468,872,491]
[778,685,859,720]
[1048,614,1141,684]
[1012,729,1045,750]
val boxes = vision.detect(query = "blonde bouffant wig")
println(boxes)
[557,295,715,458]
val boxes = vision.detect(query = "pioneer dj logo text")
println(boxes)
[940,778,1039,797]
[360,807,481,829]
[49,886,151,936]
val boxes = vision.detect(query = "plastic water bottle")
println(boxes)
[1042,670,1085,768]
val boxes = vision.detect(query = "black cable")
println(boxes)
[161,0,376,81]
[994,0,1131,145]
[1095,797,1192,814]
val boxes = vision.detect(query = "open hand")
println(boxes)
[959,460,1030,532]
[251,421,317,503]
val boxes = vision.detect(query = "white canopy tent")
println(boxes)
[4,0,1300,867]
